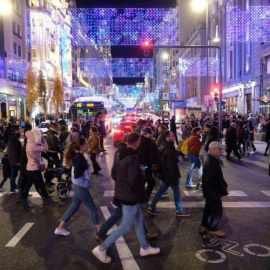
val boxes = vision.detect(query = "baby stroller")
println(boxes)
[56,168,72,199]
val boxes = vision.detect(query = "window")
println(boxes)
[245,42,251,74]
[18,46,21,57]
[32,48,37,58]
[12,21,16,34]
[28,52,31,61]
[17,25,21,37]
[13,43,17,55]
[267,56,270,75]
[14,1,20,16]
[229,50,233,79]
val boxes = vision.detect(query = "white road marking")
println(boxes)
[156,201,270,208]
[29,192,41,197]
[5,223,34,247]
[228,190,248,196]
[261,190,270,196]
[0,192,6,197]
[100,206,140,270]
[184,190,248,197]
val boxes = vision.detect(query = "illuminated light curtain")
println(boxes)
[178,57,224,77]
[227,6,270,42]
[6,60,28,80]
[26,8,178,46]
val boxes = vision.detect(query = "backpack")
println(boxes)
[181,139,189,155]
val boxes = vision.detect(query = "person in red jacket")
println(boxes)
[186,127,202,188]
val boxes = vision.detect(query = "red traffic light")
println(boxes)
[143,40,151,47]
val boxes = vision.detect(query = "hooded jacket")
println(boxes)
[187,132,201,155]
[46,128,62,154]
[7,133,22,166]
[88,132,101,154]
[25,129,48,171]
[159,140,181,186]
[111,146,147,204]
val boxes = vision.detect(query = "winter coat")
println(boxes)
[59,130,69,150]
[20,145,28,176]
[187,132,201,155]
[88,132,101,154]
[25,129,48,171]
[202,154,228,199]
[265,121,270,143]
[7,134,22,166]
[137,136,159,167]
[226,127,237,147]
[66,131,80,145]
[236,126,245,139]
[159,140,181,186]
[46,129,62,154]
[111,147,147,204]
[1,153,11,179]
[182,126,192,140]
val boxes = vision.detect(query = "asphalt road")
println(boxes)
[0,134,270,270]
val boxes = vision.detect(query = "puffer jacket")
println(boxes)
[111,147,147,203]
[88,132,101,154]
[46,128,62,154]
[187,132,201,155]
[25,129,48,171]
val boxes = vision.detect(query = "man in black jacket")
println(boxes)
[226,122,241,160]
[7,125,22,192]
[137,127,159,199]
[147,130,190,217]
[92,132,160,263]
[200,141,228,237]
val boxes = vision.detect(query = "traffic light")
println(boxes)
[142,40,151,57]
[213,87,219,102]
[221,100,226,109]
[156,103,160,110]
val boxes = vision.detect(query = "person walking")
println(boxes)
[147,130,190,217]
[170,116,179,145]
[186,127,202,188]
[7,125,22,193]
[226,122,241,160]
[88,126,102,174]
[0,150,11,192]
[92,132,160,264]
[200,141,228,237]
[55,137,101,236]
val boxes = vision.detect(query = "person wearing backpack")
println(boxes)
[186,127,202,188]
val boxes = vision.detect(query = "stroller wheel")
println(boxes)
[57,183,65,192]
[58,188,69,199]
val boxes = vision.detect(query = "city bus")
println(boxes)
[69,96,113,134]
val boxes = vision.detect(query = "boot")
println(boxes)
[46,197,59,206]
[21,198,33,209]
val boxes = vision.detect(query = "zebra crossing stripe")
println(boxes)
[261,191,270,196]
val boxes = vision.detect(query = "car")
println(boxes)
[113,121,135,147]
[38,120,51,137]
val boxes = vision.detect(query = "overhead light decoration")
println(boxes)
[26,8,178,46]
[178,57,224,76]
[227,6,270,42]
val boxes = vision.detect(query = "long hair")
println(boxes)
[64,137,86,168]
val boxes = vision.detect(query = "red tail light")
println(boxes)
[114,129,122,133]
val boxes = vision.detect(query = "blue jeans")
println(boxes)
[60,184,99,226]
[101,204,148,250]
[186,154,202,186]
[10,165,19,191]
[150,180,184,212]
[97,206,148,238]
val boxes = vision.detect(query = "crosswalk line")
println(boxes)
[0,192,6,197]
[5,223,34,247]
[156,201,270,208]
[261,191,270,196]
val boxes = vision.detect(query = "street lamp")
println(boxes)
[191,0,207,13]
[0,0,12,16]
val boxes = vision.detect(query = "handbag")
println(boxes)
[38,158,47,172]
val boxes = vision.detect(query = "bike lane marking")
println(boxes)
[243,244,270,257]
[100,206,140,270]
[196,249,227,263]
[5,223,34,247]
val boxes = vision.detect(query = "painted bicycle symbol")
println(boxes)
[196,235,270,264]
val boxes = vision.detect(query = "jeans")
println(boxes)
[186,154,202,186]
[101,204,148,250]
[22,170,50,201]
[97,206,148,239]
[201,198,223,231]
[60,184,99,226]
[150,179,184,212]
[10,165,19,191]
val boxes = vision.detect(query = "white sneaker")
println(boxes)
[140,245,161,257]
[92,246,111,263]
[0,187,5,192]
[54,228,70,236]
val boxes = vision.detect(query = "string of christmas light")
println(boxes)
[79,58,153,77]
[26,8,178,46]
[227,6,270,42]
[178,57,223,77]
[6,59,28,81]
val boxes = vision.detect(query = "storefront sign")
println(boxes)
[173,101,187,108]
[258,95,270,104]
[163,93,169,101]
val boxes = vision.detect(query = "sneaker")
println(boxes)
[54,228,70,236]
[186,184,196,188]
[208,230,226,237]
[199,226,208,233]
[140,245,161,256]
[94,235,105,244]
[10,190,18,193]
[176,211,190,217]
[147,207,158,216]
[0,187,5,192]
[92,246,111,263]
[20,203,34,209]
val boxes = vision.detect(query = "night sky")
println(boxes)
[76,0,176,85]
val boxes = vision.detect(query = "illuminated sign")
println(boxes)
[75,102,104,108]
[258,95,270,104]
